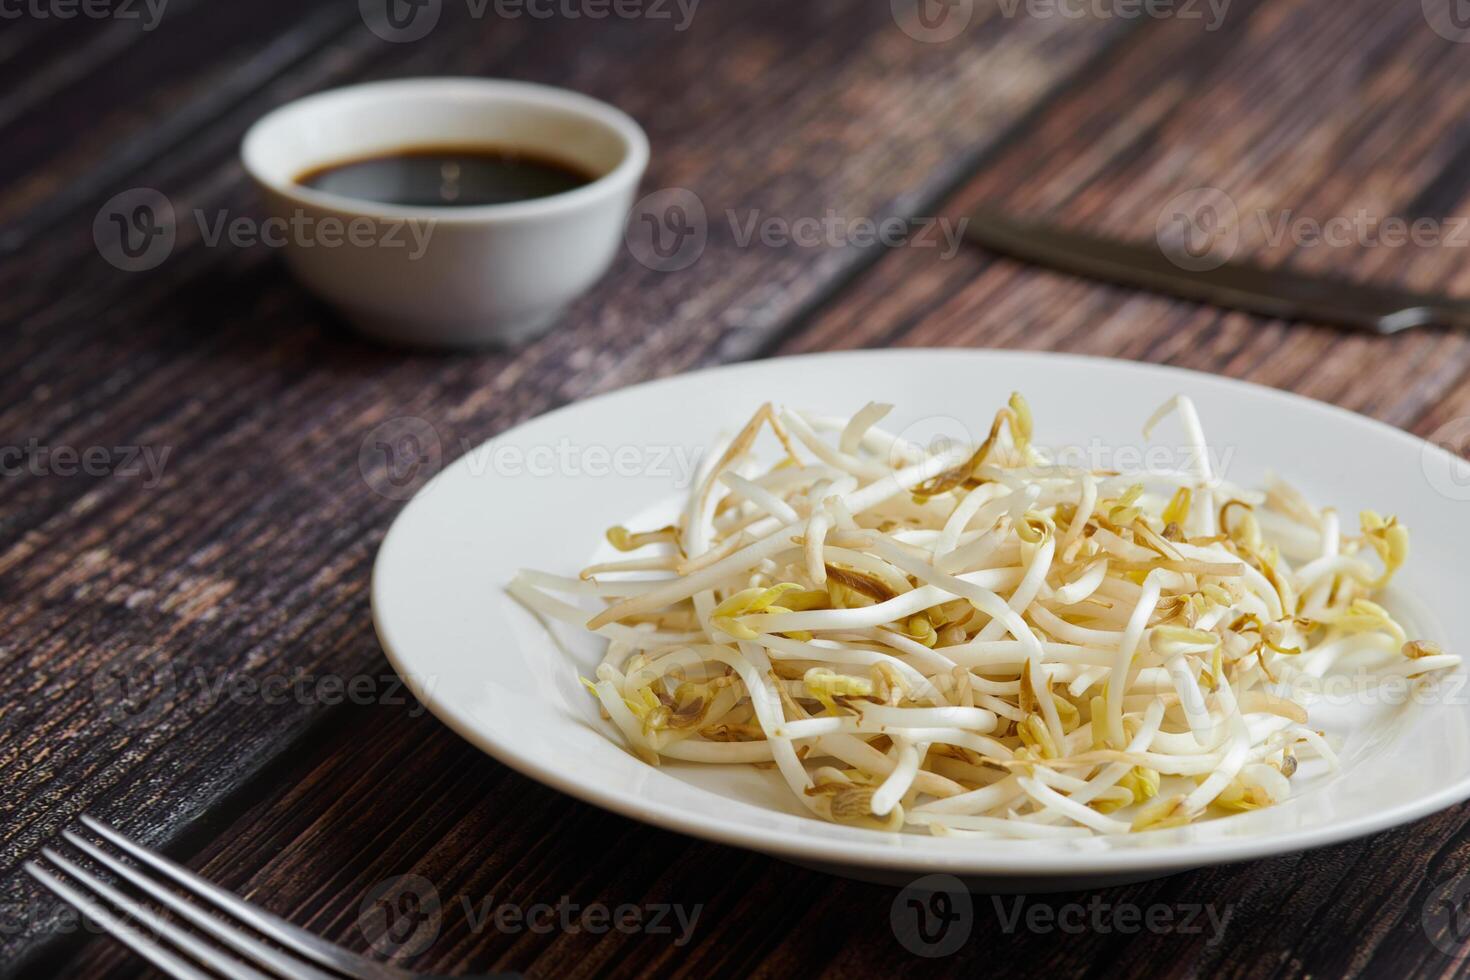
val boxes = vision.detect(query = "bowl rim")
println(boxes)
[240,76,650,224]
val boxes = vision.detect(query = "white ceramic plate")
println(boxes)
[372,350,1470,890]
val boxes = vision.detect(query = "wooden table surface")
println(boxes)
[7,0,1470,976]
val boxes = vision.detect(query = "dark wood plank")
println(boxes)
[48,689,1470,980]
[0,0,1136,969]
[789,0,1470,436]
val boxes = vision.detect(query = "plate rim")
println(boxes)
[373,347,1470,877]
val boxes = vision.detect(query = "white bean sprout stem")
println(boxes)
[511,395,1458,837]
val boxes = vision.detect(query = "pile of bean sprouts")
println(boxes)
[509,395,1459,837]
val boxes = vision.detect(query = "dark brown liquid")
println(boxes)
[296,145,596,207]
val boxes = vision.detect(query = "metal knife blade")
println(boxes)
[965,206,1470,334]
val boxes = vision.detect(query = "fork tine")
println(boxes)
[41,849,276,980]
[25,861,217,980]
[79,815,393,979]
[63,831,341,980]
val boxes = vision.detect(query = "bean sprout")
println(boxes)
[512,396,1458,836]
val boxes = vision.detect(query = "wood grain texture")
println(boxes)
[25,0,1470,977]
[0,0,1136,972]
[791,0,1470,429]
[51,705,1470,980]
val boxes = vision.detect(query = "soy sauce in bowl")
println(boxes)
[296,145,596,208]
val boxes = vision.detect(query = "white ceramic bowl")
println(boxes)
[372,350,1470,890]
[241,78,648,348]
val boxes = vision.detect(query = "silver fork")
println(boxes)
[25,815,458,980]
